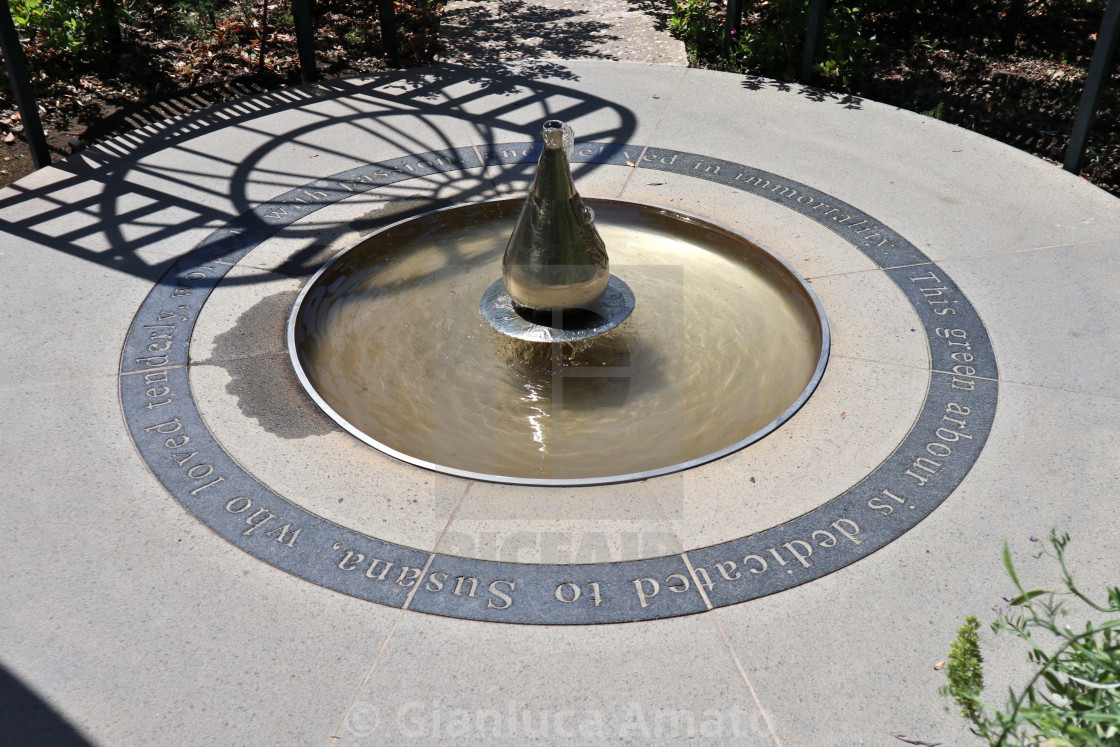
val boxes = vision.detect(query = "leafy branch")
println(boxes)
[943,532,1120,746]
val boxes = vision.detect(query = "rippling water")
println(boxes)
[293,200,825,481]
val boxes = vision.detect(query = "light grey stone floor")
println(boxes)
[0,60,1117,745]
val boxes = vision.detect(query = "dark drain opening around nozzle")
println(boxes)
[513,305,608,330]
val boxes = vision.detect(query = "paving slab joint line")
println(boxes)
[830,260,940,276]
[618,66,690,196]
[909,234,1120,267]
[710,609,783,747]
[830,354,933,374]
[822,238,1120,278]
[931,368,998,382]
[681,553,714,610]
[192,351,288,366]
[467,143,503,198]
[219,260,318,275]
[329,483,474,742]
[647,483,719,611]
[646,482,686,555]
[455,117,488,174]
[2,365,188,394]
[120,364,187,377]
[430,480,474,555]
[864,234,1120,273]
[329,606,409,745]
[1020,233,1120,253]
[802,264,902,281]
[401,554,437,610]
[982,376,1120,401]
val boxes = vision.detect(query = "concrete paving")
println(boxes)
[1,60,1118,745]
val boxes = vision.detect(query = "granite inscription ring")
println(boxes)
[120,143,997,624]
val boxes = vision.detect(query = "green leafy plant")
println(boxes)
[947,615,985,723]
[667,0,879,87]
[814,1,876,89]
[668,0,726,67]
[10,0,89,54]
[726,0,807,80]
[942,532,1120,746]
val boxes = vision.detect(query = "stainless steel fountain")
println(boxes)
[480,120,635,343]
[288,121,830,485]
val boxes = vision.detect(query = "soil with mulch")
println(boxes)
[2,0,1118,197]
[0,0,440,187]
[858,0,1119,195]
[641,0,1120,196]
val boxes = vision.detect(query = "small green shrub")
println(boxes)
[667,0,879,88]
[726,0,807,80]
[9,0,128,66]
[668,0,725,67]
[943,532,1120,746]
[947,615,985,723]
[10,0,89,54]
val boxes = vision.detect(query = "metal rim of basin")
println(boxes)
[286,196,831,487]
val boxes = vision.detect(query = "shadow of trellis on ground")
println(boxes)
[0,64,639,287]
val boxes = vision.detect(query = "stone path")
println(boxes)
[439,0,688,65]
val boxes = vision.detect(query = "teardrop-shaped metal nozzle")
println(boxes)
[501,120,609,312]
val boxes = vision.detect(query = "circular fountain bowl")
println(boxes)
[288,198,830,486]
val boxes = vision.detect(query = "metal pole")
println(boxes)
[378,0,399,63]
[725,0,744,55]
[0,0,51,168]
[1002,0,1027,52]
[291,0,318,83]
[1065,0,1120,173]
[900,1,916,42]
[801,0,828,83]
